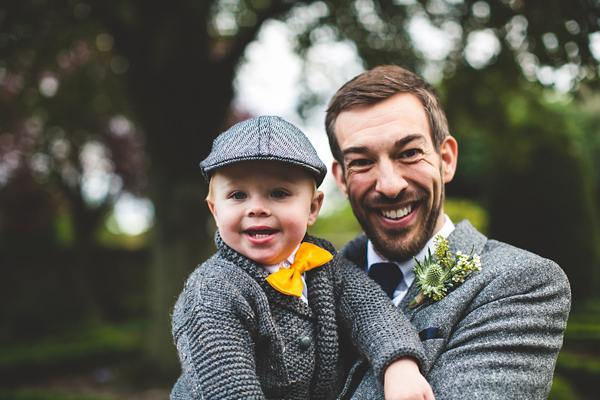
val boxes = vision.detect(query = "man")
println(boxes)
[326,66,571,399]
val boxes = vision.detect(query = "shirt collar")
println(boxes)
[262,244,300,273]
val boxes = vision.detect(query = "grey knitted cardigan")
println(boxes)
[171,233,426,399]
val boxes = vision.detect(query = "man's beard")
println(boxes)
[352,183,445,262]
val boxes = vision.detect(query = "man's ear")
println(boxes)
[440,136,458,184]
[332,160,349,199]
[307,190,325,227]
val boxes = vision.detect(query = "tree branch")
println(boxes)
[221,0,322,69]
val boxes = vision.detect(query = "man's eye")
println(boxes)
[230,192,246,200]
[400,149,422,159]
[347,159,373,168]
[271,189,288,198]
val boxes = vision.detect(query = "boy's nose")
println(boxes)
[246,198,270,217]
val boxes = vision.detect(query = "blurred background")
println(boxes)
[1,0,599,399]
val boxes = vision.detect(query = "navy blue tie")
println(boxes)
[368,262,404,299]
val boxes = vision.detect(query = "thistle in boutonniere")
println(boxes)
[409,235,482,309]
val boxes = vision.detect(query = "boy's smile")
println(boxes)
[244,226,279,242]
[207,160,324,265]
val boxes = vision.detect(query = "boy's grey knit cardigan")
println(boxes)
[171,233,426,399]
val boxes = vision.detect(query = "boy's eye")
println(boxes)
[230,191,247,200]
[271,189,289,198]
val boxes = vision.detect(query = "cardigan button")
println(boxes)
[299,336,311,349]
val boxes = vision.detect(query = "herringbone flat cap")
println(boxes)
[200,115,327,186]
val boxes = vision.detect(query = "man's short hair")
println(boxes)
[325,65,450,164]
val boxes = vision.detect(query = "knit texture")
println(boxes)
[341,220,571,400]
[171,233,425,399]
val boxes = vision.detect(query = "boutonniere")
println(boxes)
[409,235,482,309]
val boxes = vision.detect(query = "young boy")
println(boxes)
[171,116,433,399]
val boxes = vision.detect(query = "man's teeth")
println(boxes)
[382,205,412,220]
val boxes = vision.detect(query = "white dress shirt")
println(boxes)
[367,215,455,306]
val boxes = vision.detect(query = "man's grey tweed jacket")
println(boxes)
[171,233,426,399]
[341,220,571,400]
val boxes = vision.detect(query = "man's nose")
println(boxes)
[374,160,408,198]
[246,197,270,217]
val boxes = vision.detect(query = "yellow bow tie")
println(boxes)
[265,242,333,297]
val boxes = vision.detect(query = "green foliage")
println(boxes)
[0,321,145,395]
[557,350,600,375]
[96,214,150,250]
[0,321,143,372]
[54,210,74,247]
[442,64,600,302]
[487,99,600,301]
[552,300,600,399]
[444,198,488,235]
[0,321,151,399]
[308,200,362,250]
[563,300,600,342]
[548,374,579,400]
[564,321,600,341]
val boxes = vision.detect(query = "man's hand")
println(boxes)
[383,357,435,400]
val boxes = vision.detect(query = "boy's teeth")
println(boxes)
[248,230,276,238]
[382,205,412,220]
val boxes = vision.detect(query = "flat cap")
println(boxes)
[200,116,327,187]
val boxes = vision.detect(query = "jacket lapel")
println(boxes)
[400,220,487,317]
[399,282,425,317]
[447,220,487,258]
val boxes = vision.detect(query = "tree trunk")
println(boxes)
[147,178,214,375]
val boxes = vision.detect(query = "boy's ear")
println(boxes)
[206,199,218,223]
[307,191,324,227]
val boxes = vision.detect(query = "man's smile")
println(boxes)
[380,204,413,220]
